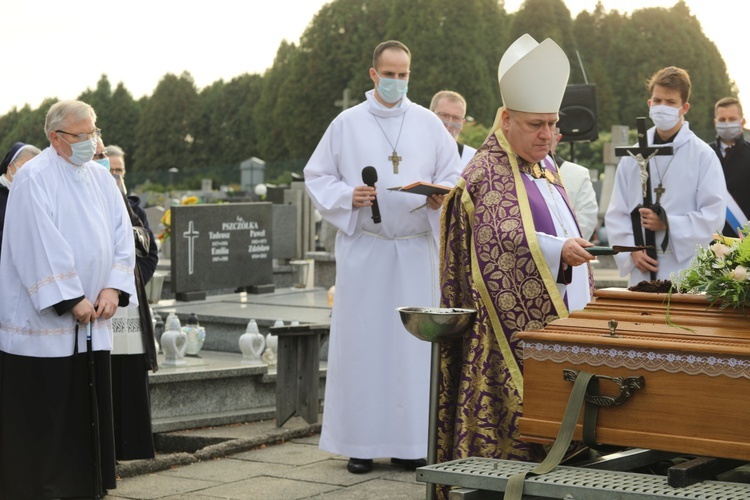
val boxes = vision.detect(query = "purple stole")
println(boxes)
[519,155,577,238]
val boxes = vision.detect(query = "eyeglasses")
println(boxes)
[56,129,102,141]
[93,152,108,160]
[436,111,465,123]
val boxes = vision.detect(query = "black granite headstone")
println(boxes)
[171,203,273,300]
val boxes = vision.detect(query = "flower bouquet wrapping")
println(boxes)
[672,223,750,314]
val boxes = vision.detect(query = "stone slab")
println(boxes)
[149,350,326,433]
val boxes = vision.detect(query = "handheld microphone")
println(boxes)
[361,166,381,224]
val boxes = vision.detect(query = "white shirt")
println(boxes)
[0,147,136,357]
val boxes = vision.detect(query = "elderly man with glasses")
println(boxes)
[0,99,136,499]
[430,90,477,167]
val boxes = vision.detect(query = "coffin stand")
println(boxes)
[518,288,750,461]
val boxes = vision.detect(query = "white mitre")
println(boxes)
[498,34,570,113]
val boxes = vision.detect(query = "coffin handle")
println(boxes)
[563,368,645,407]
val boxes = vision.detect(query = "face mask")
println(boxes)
[716,121,743,142]
[649,104,681,131]
[94,157,110,169]
[376,72,408,104]
[60,135,96,166]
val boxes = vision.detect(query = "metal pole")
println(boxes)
[426,342,440,500]
[86,322,103,499]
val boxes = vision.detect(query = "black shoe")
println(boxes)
[390,457,427,470]
[347,457,373,474]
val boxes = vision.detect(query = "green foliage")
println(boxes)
[673,225,750,314]
[0,0,736,187]
[459,121,491,150]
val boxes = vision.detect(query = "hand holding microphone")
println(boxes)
[361,166,381,224]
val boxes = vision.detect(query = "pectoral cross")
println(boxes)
[389,151,402,174]
[654,183,666,204]
[183,220,200,276]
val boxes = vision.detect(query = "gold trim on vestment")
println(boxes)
[492,109,568,321]
[459,179,526,399]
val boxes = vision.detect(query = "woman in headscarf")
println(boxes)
[0,142,41,259]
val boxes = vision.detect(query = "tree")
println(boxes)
[510,0,582,81]
[105,83,141,163]
[134,72,200,176]
[254,41,299,162]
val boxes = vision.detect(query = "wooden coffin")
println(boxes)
[517,288,750,461]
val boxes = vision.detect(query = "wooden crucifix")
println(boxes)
[615,117,674,279]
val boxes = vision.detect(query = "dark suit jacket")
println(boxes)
[710,134,750,236]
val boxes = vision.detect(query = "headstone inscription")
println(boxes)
[171,202,274,301]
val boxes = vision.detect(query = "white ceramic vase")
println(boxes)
[162,313,188,366]
[240,319,266,364]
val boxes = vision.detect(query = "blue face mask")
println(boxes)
[95,157,110,169]
[376,72,408,104]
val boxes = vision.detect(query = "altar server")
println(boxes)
[304,40,461,474]
[438,34,596,474]
[0,100,136,498]
[605,66,725,285]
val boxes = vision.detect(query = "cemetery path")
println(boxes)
[108,419,425,499]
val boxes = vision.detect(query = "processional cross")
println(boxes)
[614,117,673,279]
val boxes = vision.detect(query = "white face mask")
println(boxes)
[60,135,96,166]
[376,71,408,104]
[649,104,681,131]
[716,121,743,142]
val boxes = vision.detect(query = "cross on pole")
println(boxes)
[334,88,359,111]
[183,220,200,275]
[614,117,674,279]
[615,117,673,206]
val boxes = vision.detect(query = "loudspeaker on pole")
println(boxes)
[558,84,598,143]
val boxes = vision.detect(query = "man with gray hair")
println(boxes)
[105,144,126,175]
[0,100,136,498]
[430,90,477,166]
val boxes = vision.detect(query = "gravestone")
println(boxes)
[600,124,630,219]
[285,181,316,259]
[144,205,165,230]
[240,157,266,193]
[171,202,274,300]
[272,204,297,260]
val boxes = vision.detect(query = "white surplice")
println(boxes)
[304,90,461,459]
[0,147,136,357]
[533,157,592,312]
[605,122,726,285]
[559,160,599,241]
[459,143,477,167]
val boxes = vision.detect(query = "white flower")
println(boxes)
[730,265,748,281]
[711,242,732,259]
